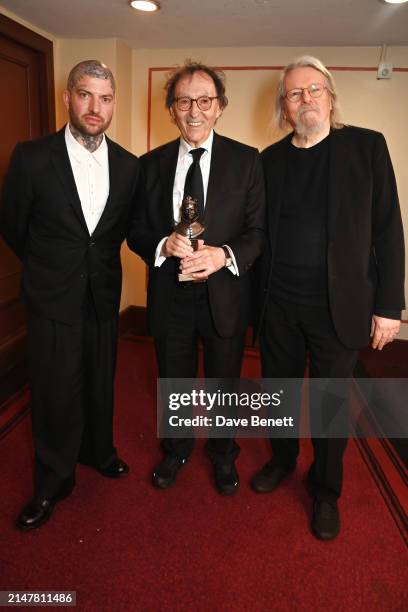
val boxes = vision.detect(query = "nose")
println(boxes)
[302,87,312,104]
[89,95,101,114]
[301,87,312,103]
[189,99,200,117]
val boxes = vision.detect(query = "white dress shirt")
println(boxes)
[154,130,237,274]
[65,124,109,235]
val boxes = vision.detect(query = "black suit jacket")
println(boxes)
[256,126,405,349]
[0,127,141,324]
[127,132,265,338]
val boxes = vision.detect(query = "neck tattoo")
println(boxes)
[69,125,103,153]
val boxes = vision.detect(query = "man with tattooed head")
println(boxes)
[0,60,141,530]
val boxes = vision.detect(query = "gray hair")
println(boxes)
[67,60,116,93]
[275,55,343,130]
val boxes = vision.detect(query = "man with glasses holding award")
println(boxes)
[253,56,405,540]
[128,60,265,495]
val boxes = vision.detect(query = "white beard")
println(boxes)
[294,104,327,138]
[295,118,327,138]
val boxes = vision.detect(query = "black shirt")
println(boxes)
[271,135,330,306]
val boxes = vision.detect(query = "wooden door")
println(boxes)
[0,14,54,404]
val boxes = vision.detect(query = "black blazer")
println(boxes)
[256,125,405,349]
[0,127,141,324]
[127,132,265,338]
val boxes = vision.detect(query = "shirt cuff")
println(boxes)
[223,244,238,276]
[154,237,168,267]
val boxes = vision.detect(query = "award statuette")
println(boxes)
[175,196,205,282]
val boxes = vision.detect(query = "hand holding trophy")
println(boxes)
[175,196,205,282]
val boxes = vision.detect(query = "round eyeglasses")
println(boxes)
[285,84,327,103]
[174,96,219,111]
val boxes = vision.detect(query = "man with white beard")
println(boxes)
[252,56,405,540]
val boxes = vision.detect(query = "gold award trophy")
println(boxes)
[175,196,205,282]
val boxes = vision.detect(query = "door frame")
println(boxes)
[0,13,55,411]
[0,13,55,134]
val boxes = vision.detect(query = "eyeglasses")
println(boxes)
[285,84,327,103]
[174,96,219,111]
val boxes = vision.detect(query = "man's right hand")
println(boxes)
[161,232,194,258]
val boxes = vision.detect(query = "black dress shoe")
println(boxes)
[99,458,129,478]
[311,499,340,541]
[152,455,187,489]
[214,462,239,495]
[251,461,295,493]
[16,487,72,532]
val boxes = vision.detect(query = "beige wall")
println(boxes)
[1,4,407,337]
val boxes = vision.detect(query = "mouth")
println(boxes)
[85,115,102,124]
[299,107,317,116]
[187,121,203,127]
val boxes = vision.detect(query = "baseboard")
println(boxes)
[354,437,408,546]
[119,305,148,336]
[0,328,28,406]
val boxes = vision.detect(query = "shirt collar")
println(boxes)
[65,123,107,165]
[178,130,214,161]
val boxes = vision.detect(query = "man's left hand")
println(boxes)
[371,315,400,350]
[180,244,225,280]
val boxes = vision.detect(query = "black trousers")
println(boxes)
[27,297,119,499]
[260,296,358,502]
[154,282,245,465]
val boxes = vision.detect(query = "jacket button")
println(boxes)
[89,241,95,247]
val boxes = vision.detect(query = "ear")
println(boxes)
[282,98,288,121]
[215,100,223,121]
[169,106,175,123]
[63,89,70,111]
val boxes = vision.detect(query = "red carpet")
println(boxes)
[359,339,408,379]
[0,338,407,611]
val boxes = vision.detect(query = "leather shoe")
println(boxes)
[16,487,72,532]
[311,499,340,541]
[251,461,295,493]
[99,458,129,478]
[214,462,239,495]
[152,455,187,489]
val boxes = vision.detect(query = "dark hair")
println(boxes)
[67,60,116,93]
[165,59,228,110]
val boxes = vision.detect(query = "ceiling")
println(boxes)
[2,0,408,49]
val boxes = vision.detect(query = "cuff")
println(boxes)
[373,308,401,320]
[223,244,238,276]
[154,237,168,267]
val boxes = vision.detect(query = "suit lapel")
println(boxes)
[50,127,89,234]
[159,139,180,231]
[204,132,225,230]
[92,137,121,234]
[265,134,291,246]
[328,128,349,240]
